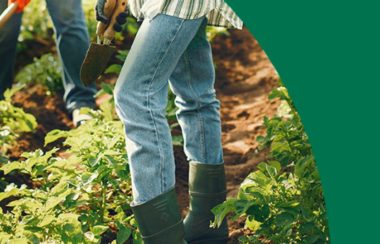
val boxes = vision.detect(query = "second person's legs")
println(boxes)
[46,0,96,112]
[0,1,22,99]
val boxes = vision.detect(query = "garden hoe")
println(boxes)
[0,2,18,29]
[80,0,127,85]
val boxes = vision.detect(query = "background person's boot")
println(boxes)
[184,162,228,244]
[131,189,186,244]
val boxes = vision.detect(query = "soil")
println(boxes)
[6,28,279,242]
[8,86,72,161]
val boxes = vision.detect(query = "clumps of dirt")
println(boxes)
[213,28,280,197]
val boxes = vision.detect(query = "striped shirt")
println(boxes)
[128,0,243,29]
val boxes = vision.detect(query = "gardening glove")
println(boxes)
[8,0,31,13]
[96,0,128,32]
[96,0,109,24]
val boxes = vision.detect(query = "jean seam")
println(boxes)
[183,51,206,162]
[146,18,186,193]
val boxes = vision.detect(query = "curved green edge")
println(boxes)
[227,1,380,243]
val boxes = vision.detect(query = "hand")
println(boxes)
[96,0,128,32]
[8,0,31,13]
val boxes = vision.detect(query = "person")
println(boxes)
[0,0,96,126]
[96,0,243,243]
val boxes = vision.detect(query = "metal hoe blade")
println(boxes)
[80,43,116,85]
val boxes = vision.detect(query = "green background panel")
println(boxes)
[227,0,380,243]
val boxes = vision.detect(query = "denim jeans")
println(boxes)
[114,14,223,205]
[0,0,96,112]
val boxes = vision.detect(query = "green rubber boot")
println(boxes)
[184,162,228,244]
[131,189,186,244]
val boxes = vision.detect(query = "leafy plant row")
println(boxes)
[0,81,186,243]
[0,106,139,243]
[212,86,329,244]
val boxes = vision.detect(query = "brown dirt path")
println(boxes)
[215,29,280,197]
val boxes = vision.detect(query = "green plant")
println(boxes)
[0,85,37,155]
[206,26,229,41]
[19,0,98,42]
[0,110,140,243]
[104,50,129,76]
[212,86,329,244]
[0,85,37,193]
[19,0,52,42]
[83,0,98,39]
[15,53,63,93]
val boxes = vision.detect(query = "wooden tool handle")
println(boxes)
[96,0,117,38]
[103,0,127,41]
[0,2,18,29]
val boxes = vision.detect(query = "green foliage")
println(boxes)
[124,17,140,36]
[15,53,63,93]
[104,50,129,75]
[20,0,98,42]
[206,26,229,41]
[0,111,140,243]
[19,1,52,42]
[166,90,183,146]
[212,86,329,243]
[0,85,37,155]
[83,0,99,39]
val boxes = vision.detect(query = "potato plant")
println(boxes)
[212,86,329,244]
[0,83,183,242]
[0,110,141,243]
[15,53,63,94]
[1,86,37,193]
[0,86,37,156]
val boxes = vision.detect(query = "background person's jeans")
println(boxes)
[114,14,224,205]
[0,0,96,112]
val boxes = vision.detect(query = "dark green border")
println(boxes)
[227,1,380,243]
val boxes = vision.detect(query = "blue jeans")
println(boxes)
[0,0,96,112]
[114,14,223,205]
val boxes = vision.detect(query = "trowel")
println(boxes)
[80,0,127,85]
